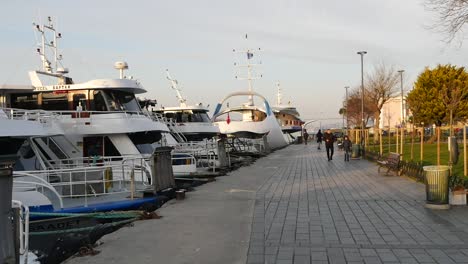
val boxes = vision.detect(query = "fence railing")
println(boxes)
[13,162,148,208]
[399,160,425,182]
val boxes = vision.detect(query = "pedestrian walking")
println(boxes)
[316,129,323,150]
[323,129,336,161]
[303,130,309,145]
[342,135,352,162]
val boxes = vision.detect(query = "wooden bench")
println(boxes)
[377,152,401,176]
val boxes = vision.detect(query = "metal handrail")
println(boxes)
[13,162,146,208]
[3,108,152,121]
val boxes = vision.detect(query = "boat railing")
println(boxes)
[226,137,265,153]
[13,162,150,208]
[147,112,164,122]
[161,117,188,143]
[11,200,30,264]
[3,108,155,121]
[173,141,218,169]
[2,108,59,125]
[48,110,152,120]
[13,172,65,208]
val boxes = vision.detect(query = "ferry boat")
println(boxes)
[152,70,219,142]
[0,17,176,215]
[271,82,304,143]
[212,40,287,151]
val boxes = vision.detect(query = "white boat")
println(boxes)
[212,91,287,150]
[152,70,219,142]
[0,17,199,178]
[212,42,287,150]
[271,82,304,143]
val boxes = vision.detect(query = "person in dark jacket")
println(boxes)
[316,129,323,150]
[323,129,336,161]
[342,135,352,162]
[303,130,309,145]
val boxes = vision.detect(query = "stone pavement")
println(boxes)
[67,144,468,264]
[248,145,468,264]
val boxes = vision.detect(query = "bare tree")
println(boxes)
[346,87,374,128]
[425,0,468,43]
[365,63,400,136]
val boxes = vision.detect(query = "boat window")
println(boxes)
[162,110,211,123]
[129,132,162,154]
[253,110,266,122]
[104,137,121,157]
[181,112,189,122]
[164,112,175,120]
[102,90,141,112]
[72,94,87,111]
[191,111,211,122]
[41,92,68,110]
[92,90,107,111]
[11,93,39,109]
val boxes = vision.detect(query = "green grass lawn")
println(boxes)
[367,138,466,177]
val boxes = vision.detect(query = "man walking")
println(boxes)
[324,129,336,161]
[316,129,323,150]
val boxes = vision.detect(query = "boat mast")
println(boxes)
[166,70,187,107]
[33,16,65,76]
[31,16,69,86]
[234,34,262,106]
[276,81,282,106]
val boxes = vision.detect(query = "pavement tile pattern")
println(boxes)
[247,145,468,264]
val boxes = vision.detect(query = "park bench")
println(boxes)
[377,152,401,176]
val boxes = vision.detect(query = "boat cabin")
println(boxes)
[154,108,211,123]
[2,87,141,113]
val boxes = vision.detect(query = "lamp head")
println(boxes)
[357,51,367,55]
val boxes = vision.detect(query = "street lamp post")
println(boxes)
[398,70,405,125]
[345,86,349,136]
[357,51,367,157]
[398,70,404,156]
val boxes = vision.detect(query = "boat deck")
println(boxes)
[67,144,468,264]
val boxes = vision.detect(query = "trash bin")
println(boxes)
[351,144,360,158]
[423,165,450,209]
[150,146,175,193]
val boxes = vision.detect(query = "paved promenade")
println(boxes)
[68,145,468,264]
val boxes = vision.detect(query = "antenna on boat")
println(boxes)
[32,16,67,76]
[166,69,187,107]
[233,34,262,106]
[114,61,129,79]
[276,81,282,106]
[31,16,70,86]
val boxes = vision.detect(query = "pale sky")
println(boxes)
[1,0,468,129]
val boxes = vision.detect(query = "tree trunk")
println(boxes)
[420,128,424,162]
[374,112,381,143]
[379,129,383,156]
[450,109,453,137]
[396,128,399,153]
[410,124,414,161]
[437,126,441,166]
[388,128,391,154]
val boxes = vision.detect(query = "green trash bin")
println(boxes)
[423,165,450,209]
[351,144,360,158]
